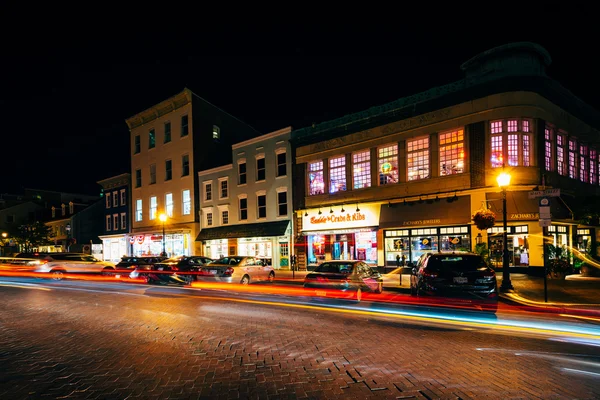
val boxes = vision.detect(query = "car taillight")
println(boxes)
[422,269,438,278]
[224,267,234,276]
[171,266,178,271]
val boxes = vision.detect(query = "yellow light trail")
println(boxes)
[0,283,51,291]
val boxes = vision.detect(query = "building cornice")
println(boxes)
[198,164,233,177]
[125,88,192,130]
[232,126,292,149]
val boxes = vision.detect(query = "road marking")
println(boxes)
[0,282,51,291]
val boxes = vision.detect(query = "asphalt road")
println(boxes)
[0,277,599,399]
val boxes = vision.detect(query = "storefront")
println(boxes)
[379,196,473,267]
[487,225,530,268]
[99,235,128,263]
[302,203,380,267]
[130,231,192,258]
[196,220,292,269]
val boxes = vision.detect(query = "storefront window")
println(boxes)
[410,228,438,262]
[577,228,592,254]
[378,144,398,185]
[407,137,429,181]
[308,234,326,265]
[238,237,272,258]
[308,161,324,195]
[205,239,228,259]
[132,233,191,257]
[329,156,346,193]
[487,225,529,267]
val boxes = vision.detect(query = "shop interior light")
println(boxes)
[318,208,322,215]
[341,205,345,213]
[330,206,334,213]
[304,210,308,217]
[356,203,360,212]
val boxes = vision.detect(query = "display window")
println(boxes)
[487,225,529,267]
[205,239,229,259]
[307,230,378,266]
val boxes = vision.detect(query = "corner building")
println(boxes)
[126,88,259,257]
[291,42,600,273]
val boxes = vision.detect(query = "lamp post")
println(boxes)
[159,213,167,257]
[497,169,514,292]
[1,232,7,257]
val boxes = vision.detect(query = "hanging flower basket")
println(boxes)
[472,208,496,230]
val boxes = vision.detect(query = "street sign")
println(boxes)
[539,219,551,227]
[528,188,560,199]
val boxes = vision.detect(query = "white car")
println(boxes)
[20,252,116,280]
[197,256,275,285]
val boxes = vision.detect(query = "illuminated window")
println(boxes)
[182,190,191,215]
[165,193,173,217]
[239,197,248,220]
[308,161,324,195]
[568,139,577,179]
[149,196,157,220]
[439,129,464,175]
[329,156,346,193]
[135,199,142,222]
[352,150,371,189]
[407,137,429,181]
[378,144,399,185]
[490,121,503,134]
[490,119,532,167]
[545,128,554,171]
[557,134,566,176]
[213,125,220,140]
[523,136,530,167]
[148,129,155,149]
[591,150,597,185]
[580,145,588,183]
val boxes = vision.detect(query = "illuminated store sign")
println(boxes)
[302,204,380,231]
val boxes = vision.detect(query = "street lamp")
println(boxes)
[496,169,513,292]
[1,232,7,257]
[159,213,167,257]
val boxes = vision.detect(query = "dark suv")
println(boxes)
[410,252,498,312]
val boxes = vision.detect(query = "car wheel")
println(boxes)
[268,271,275,283]
[50,269,65,281]
[101,267,115,277]
[240,275,250,285]
[183,274,195,285]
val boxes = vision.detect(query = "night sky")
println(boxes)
[2,19,598,196]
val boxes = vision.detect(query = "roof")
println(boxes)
[195,220,290,241]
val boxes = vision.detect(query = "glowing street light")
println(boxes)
[497,168,513,292]
[159,213,167,257]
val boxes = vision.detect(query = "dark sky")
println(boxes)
[2,17,598,196]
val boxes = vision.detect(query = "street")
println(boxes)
[0,277,599,399]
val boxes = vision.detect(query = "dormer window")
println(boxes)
[212,125,220,140]
[61,204,66,216]
[69,201,74,214]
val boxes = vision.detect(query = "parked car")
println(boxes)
[196,256,275,285]
[12,252,116,280]
[116,256,167,279]
[410,251,498,312]
[147,256,215,285]
[303,260,383,302]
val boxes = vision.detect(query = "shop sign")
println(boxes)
[402,219,441,226]
[510,213,538,220]
[448,236,461,245]
[302,204,380,231]
[151,235,163,241]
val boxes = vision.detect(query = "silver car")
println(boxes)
[28,252,116,280]
[197,256,275,285]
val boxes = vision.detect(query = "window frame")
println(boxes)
[257,192,267,219]
[135,169,142,188]
[213,125,220,140]
[135,199,142,222]
[239,196,248,221]
[329,155,347,193]
[308,160,324,195]
[276,150,287,177]
[378,143,399,185]
[352,149,371,189]
[106,215,111,231]
[120,189,126,206]
[120,212,127,230]
[181,154,190,177]
[149,196,157,220]
[439,129,465,176]
[276,189,288,217]
[150,163,156,185]
[238,159,247,185]
[219,178,229,200]
[182,189,191,215]
[256,155,266,181]
[204,182,212,202]
[165,193,173,217]
[148,128,156,149]
[134,135,141,154]
[407,136,430,181]
[165,159,172,181]
[164,121,171,143]
[181,115,189,137]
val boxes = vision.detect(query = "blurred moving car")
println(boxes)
[12,252,116,280]
[303,260,383,302]
[197,256,275,285]
[116,256,167,279]
[147,256,215,285]
[410,251,498,312]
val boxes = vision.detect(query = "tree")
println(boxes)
[9,221,55,253]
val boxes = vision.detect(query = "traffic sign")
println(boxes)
[528,188,560,199]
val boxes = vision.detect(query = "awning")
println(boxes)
[379,195,472,229]
[195,220,291,241]
[485,191,572,221]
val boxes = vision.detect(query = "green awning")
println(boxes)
[195,220,291,241]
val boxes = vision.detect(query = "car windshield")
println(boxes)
[426,256,486,272]
[215,257,243,265]
[314,263,353,274]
